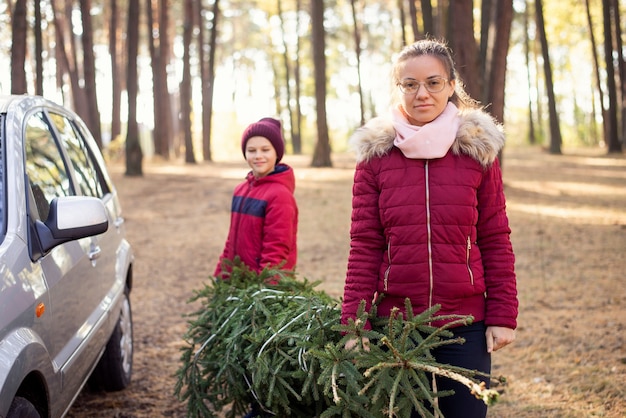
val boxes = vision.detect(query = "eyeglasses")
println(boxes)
[398,77,449,95]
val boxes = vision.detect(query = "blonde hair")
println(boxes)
[390,38,479,110]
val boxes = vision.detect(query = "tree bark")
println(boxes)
[277,0,295,156]
[147,0,164,158]
[420,0,433,38]
[158,0,174,158]
[11,0,27,94]
[65,1,86,112]
[51,0,85,113]
[34,0,44,95]
[109,0,122,141]
[80,0,103,148]
[448,0,480,100]
[409,0,419,41]
[479,0,497,103]
[203,0,220,161]
[585,0,606,145]
[293,0,303,154]
[196,0,207,161]
[350,0,364,127]
[536,0,562,154]
[397,0,407,46]
[310,0,332,167]
[181,0,195,163]
[611,0,625,148]
[486,0,512,124]
[602,0,620,152]
[524,2,536,145]
[126,0,143,176]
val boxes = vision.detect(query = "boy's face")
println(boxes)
[245,136,277,178]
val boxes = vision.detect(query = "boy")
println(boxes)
[214,117,298,280]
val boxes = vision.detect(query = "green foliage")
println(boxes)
[175,259,499,417]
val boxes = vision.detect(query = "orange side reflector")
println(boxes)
[36,303,45,318]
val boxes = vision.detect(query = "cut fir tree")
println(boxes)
[174,259,500,417]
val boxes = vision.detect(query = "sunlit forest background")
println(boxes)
[1,0,624,173]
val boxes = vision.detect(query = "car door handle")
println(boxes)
[114,216,124,230]
[89,246,102,261]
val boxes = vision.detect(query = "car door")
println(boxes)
[24,109,114,402]
[47,110,120,304]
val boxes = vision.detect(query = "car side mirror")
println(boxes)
[35,196,109,252]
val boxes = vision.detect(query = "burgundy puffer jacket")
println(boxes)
[214,164,298,278]
[341,108,518,329]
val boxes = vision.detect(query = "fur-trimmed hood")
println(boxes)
[350,108,505,167]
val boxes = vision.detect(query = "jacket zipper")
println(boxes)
[425,161,434,309]
[384,241,391,291]
[466,236,475,285]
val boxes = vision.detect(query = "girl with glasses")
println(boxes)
[341,38,518,418]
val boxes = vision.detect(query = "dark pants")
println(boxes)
[413,321,491,418]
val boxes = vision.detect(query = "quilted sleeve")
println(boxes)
[341,161,386,328]
[476,158,518,329]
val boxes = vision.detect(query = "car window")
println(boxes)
[48,112,105,199]
[25,111,73,220]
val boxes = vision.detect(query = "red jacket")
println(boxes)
[215,164,298,278]
[342,109,518,329]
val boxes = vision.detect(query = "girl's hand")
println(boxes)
[345,337,370,352]
[486,326,515,353]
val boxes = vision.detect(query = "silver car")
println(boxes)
[0,95,134,417]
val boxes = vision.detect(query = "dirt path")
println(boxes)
[67,147,626,418]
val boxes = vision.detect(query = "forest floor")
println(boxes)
[66,145,626,418]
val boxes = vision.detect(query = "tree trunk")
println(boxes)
[524,2,536,145]
[584,0,606,144]
[479,0,493,92]
[397,0,407,46]
[277,0,295,156]
[310,0,332,167]
[408,0,419,41]
[126,0,143,176]
[350,0,364,127]
[51,0,85,113]
[147,0,164,158]
[536,0,562,154]
[602,0,620,152]
[448,0,480,99]
[109,0,122,142]
[612,0,625,148]
[11,0,27,94]
[66,1,85,112]
[158,0,174,158]
[196,0,207,161]
[181,0,195,163]
[485,0,512,165]
[203,0,220,162]
[80,0,103,148]
[34,0,44,95]
[420,0,432,38]
[486,0,512,124]
[293,0,303,154]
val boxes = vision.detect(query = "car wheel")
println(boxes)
[7,396,41,418]
[89,286,133,391]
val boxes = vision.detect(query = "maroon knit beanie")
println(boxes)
[241,117,285,163]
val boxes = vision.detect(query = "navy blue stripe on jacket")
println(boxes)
[232,196,267,218]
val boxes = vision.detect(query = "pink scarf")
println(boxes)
[392,102,460,159]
